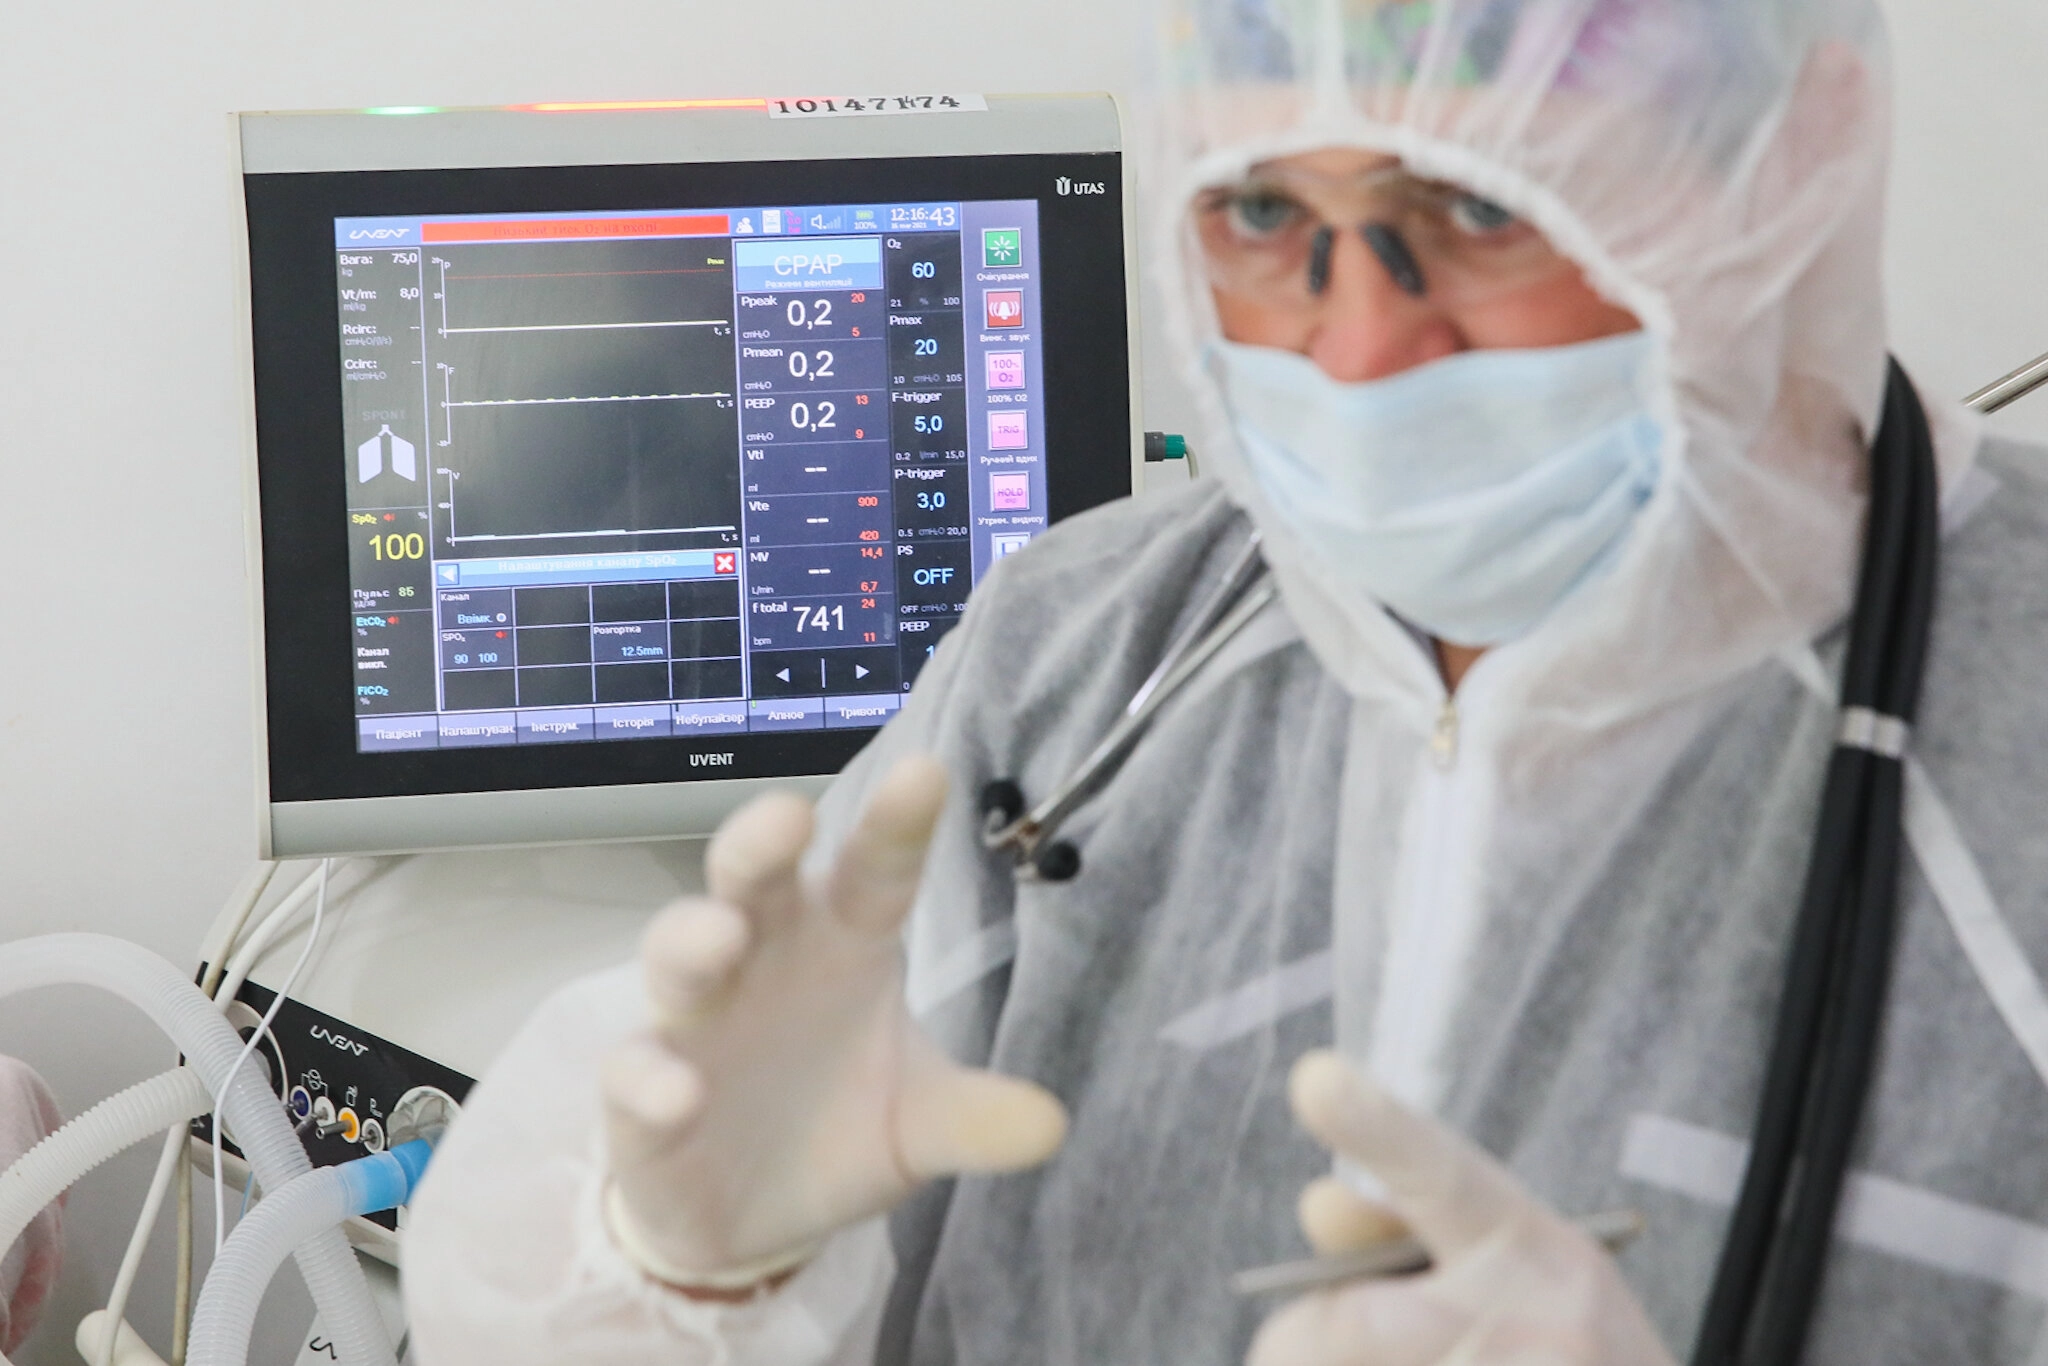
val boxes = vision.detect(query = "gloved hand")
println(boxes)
[600,756,1068,1291]
[1248,1051,1675,1366]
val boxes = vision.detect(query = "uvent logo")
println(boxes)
[311,1024,371,1057]
[348,228,410,241]
[1055,176,1107,197]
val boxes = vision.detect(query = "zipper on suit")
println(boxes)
[1366,672,1492,1114]
[1430,696,1459,769]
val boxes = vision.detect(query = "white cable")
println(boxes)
[0,933,393,1366]
[201,865,283,997]
[211,870,326,1014]
[77,1310,171,1366]
[96,861,280,1366]
[95,1127,184,1366]
[211,859,327,1256]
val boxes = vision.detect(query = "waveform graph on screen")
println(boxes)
[422,237,742,557]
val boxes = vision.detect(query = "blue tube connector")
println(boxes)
[337,1138,435,1216]
[187,1138,432,1366]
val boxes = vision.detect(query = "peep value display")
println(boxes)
[337,201,1048,753]
[243,98,1130,851]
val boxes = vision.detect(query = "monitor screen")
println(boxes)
[240,100,1133,854]
[337,200,1051,754]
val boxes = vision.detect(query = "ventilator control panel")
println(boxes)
[247,121,1131,831]
[336,201,1048,754]
[205,981,473,1232]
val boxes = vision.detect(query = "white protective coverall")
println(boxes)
[404,0,2048,1361]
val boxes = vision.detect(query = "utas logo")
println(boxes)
[1055,176,1107,197]
[348,228,410,241]
[310,1024,371,1057]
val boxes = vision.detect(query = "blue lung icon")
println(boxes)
[358,425,417,483]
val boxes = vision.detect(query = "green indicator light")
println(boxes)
[364,106,442,116]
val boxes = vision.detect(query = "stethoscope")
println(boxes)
[976,216,1439,882]
[978,530,1277,883]
[979,359,1942,1364]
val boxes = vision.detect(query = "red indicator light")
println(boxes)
[496,632,507,639]
[387,616,399,625]
[421,214,729,243]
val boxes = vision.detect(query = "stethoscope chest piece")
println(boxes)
[980,780,1083,883]
[978,535,1278,889]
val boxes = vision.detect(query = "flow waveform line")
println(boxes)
[441,320,729,334]
[446,269,727,280]
[444,392,732,407]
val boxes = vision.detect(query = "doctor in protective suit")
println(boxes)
[403,0,2048,1361]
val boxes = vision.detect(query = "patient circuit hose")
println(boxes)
[0,1068,212,1266]
[76,1311,170,1366]
[0,934,395,1366]
[187,1142,433,1366]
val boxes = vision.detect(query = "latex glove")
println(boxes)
[0,1055,64,1354]
[1248,1051,1675,1366]
[600,756,1068,1290]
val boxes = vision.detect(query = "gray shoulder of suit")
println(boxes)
[841,432,2048,1085]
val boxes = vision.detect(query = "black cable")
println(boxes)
[1694,375,1905,1360]
[1745,365,1940,1365]
[1882,368,1942,727]
[1691,361,1935,1365]
[1843,363,1923,706]
[1750,759,1903,1361]
[1691,746,1873,1366]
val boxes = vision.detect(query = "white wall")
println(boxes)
[0,1,2038,1361]
[1882,0,2048,436]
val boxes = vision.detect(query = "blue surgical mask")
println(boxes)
[1207,331,1664,647]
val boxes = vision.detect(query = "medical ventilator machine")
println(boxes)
[0,94,1140,1366]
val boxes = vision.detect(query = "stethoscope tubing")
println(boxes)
[1692,360,1940,1365]
[981,533,1276,879]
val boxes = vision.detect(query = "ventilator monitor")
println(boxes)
[239,96,1134,856]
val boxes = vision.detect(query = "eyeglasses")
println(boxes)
[1190,163,1575,310]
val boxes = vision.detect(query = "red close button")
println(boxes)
[713,552,737,575]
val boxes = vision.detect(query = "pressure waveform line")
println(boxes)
[446,269,727,281]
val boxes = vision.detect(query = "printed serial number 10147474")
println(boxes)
[767,94,989,119]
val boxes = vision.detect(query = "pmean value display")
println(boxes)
[334,201,1048,754]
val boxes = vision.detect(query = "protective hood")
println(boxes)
[1141,0,1976,737]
